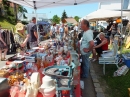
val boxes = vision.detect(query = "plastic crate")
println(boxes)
[122,54,130,68]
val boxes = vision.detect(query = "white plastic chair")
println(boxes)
[99,42,119,75]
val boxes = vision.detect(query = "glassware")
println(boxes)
[31,63,38,72]
[16,63,19,73]
[40,56,44,72]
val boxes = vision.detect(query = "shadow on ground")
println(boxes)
[81,74,96,97]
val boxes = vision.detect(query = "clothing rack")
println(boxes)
[1,27,16,54]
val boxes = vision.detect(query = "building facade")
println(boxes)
[99,0,130,10]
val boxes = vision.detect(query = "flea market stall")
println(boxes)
[7,0,121,42]
[3,0,125,97]
[0,37,81,97]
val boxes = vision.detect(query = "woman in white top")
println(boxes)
[0,25,8,61]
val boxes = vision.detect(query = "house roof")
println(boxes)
[65,18,77,24]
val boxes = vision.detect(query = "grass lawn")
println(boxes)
[0,17,15,29]
[102,64,130,97]
[102,47,130,97]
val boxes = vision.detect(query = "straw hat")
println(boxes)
[15,23,24,30]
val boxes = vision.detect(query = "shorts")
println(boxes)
[95,47,102,57]
[51,33,55,38]
[111,33,116,39]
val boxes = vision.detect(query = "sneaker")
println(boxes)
[92,59,97,62]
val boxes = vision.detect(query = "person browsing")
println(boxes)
[80,19,94,78]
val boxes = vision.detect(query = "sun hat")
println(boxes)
[15,23,24,30]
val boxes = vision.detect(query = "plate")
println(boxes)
[32,47,39,50]
[13,60,24,64]
[39,47,44,50]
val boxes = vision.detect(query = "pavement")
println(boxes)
[0,54,14,68]
[81,75,96,97]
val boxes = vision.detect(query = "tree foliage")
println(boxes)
[61,10,68,21]
[2,0,15,24]
[1,0,28,24]
[52,15,60,24]
[18,6,28,19]
[74,16,80,22]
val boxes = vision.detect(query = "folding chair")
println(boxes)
[99,42,119,75]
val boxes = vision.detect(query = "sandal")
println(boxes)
[1,58,7,61]
[92,59,97,62]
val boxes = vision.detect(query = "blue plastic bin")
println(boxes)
[122,54,130,68]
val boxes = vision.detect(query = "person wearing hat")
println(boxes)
[14,22,29,53]
[0,25,8,61]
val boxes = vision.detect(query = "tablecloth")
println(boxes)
[6,59,81,97]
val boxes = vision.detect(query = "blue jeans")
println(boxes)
[60,32,64,40]
[81,52,91,78]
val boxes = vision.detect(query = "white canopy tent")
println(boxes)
[7,0,119,9]
[80,9,130,21]
[7,0,122,42]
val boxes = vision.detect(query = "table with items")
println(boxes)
[0,39,81,97]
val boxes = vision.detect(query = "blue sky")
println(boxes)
[24,3,99,19]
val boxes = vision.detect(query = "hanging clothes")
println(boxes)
[6,30,10,45]
[10,30,16,53]
[10,30,15,44]
[2,30,6,43]
[0,29,8,50]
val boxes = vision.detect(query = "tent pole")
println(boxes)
[120,0,123,53]
[35,9,39,44]
[121,0,123,36]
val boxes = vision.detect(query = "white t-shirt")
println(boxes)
[80,29,93,55]
[74,26,78,31]
[51,26,55,34]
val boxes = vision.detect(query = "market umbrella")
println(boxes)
[84,9,129,21]
[37,21,50,25]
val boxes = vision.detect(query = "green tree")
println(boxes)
[74,16,80,22]
[2,0,12,15]
[18,6,28,19]
[61,10,68,21]
[52,15,60,24]
[2,0,16,24]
